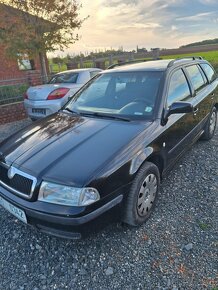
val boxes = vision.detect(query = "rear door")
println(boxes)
[184,64,215,132]
[199,63,218,111]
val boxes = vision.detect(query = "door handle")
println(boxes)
[193,107,199,115]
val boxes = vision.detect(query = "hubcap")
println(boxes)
[137,174,157,217]
[209,111,216,135]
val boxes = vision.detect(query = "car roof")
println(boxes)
[102,58,209,73]
[55,68,102,75]
[103,60,173,73]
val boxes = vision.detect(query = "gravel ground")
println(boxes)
[0,118,217,290]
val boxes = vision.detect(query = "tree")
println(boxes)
[52,56,65,65]
[0,0,84,78]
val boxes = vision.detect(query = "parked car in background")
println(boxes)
[24,68,102,120]
[0,57,217,239]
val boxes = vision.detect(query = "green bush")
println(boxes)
[0,84,29,106]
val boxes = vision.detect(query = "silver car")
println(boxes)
[24,68,102,120]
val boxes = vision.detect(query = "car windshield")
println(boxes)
[49,73,79,84]
[65,71,163,120]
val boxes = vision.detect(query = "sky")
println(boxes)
[61,0,218,56]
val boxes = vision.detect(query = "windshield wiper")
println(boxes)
[80,112,130,122]
[62,108,80,115]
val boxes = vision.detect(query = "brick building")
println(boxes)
[0,4,50,84]
[0,4,50,124]
[0,46,48,86]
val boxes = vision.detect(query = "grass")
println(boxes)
[130,51,218,70]
[49,63,67,73]
[198,222,210,230]
[48,50,218,72]
[104,50,218,70]
[161,51,218,70]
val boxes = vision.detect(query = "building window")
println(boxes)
[17,54,35,70]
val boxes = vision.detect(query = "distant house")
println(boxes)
[136,46,148,53]
[0,3,50,85]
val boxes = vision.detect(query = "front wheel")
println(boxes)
[122,162,160,226]
[201,107,217,141]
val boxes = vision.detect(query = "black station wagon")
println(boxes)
[0,57,217,239]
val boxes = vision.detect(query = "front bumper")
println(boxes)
[24,99,66,120]
[0,185,123,239]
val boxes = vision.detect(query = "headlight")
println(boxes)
[38,181,100,206]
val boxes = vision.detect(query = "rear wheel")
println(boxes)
[122,162,160,226]
[201,107,217,141]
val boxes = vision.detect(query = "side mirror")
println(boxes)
[168,101,193,115]
[163,101,193,124]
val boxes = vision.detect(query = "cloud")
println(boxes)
[171,25,178,31]
[115,23,162,30]
[103,0,141,7]
[176,11,217,21]
[200,0,217,4]
[59,0,218,55]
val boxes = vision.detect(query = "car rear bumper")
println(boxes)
[24,99,66,119]
[0,185,123,239]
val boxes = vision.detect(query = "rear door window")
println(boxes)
[185,65,205,92]
[167,69,191,106]
[200,63,216,83]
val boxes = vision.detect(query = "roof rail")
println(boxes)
[107,58,161,70]
[167,56,204,68]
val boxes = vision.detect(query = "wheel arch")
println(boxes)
[131,152,165,180]
[145,154,165,179]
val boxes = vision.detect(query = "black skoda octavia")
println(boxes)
[0,57,217,239]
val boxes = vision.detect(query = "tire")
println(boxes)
[122,162,160,226]
[200,107,217,141]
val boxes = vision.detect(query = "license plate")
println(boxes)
[32,108,46,115]
[0,196,27,224]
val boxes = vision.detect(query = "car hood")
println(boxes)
[27,84,82,101]
[0,113,152,187]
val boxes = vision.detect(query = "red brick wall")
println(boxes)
[0,45,49,84]
[0,102,27,125]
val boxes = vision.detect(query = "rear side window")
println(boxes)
[186,65,205,92]
[200,63,216,83]
[167,69,191,106]
[49,73,78,84]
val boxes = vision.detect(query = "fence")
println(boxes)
[50,44,218,73]
[0,78,29,106]
[49,60,99,73]
[66,51,146,71]
[0,73,53,124]
[0,74,50,106]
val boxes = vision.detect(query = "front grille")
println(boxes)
[0,164,34,196]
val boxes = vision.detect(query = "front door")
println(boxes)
[161,68,196,166]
